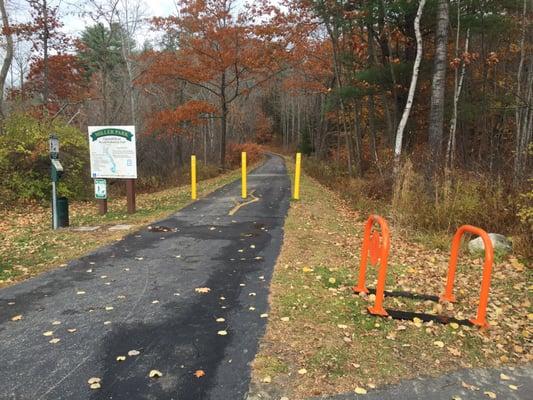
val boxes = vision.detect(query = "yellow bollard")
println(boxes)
[241,152,247,199]
[191,155,197,200]
[294,152,301,200]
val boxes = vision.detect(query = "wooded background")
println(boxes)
[0,0,531,255]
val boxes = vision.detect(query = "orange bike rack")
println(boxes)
[440,225,494,328]
[353,215,391,317]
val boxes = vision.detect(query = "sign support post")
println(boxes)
[126,179,136,214]
[94,178,108,215]
[51,180,58,229]
[98,198,108,215]
[49,135,62,230]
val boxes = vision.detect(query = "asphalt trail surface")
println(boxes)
[313,364,532,400]
[0,154,291,400]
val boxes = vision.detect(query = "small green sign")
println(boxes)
[94,178,107,199]
[90,128,133,142]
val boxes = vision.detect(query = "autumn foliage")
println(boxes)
[137,0,293,166]
[226,143,262,168]
[25,54,88,106]
[147,100,217,136]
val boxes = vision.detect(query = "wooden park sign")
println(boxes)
[88,126,137,214]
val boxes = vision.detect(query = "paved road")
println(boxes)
[0,154,291,400]
[313,364,533,400]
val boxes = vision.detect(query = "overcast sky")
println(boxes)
[5,0,251,85]
[61,1,178,46]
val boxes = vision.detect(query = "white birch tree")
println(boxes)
[393,0,426,175]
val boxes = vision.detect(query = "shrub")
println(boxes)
[226,142,263,168]
[304,156,529,257]
[302,157,388,215]
[392,160,517,234]
[0,113,89,205]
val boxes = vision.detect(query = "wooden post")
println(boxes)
[98,199,108,215]
[126,179,136,214]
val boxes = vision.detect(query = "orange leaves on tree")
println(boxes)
[282,39,333,95]
[147,100,217,136]
[26,54,88,104]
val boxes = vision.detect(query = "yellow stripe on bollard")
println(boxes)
[241,152,247,199]
[191,155,197,200]
[294,152,301,200]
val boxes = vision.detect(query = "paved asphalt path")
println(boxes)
[0,154,291,400]
[313,364,533,400]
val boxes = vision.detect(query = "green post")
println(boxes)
[49,135,63,230]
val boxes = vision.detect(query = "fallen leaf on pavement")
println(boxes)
[88,377,101,389]
[194,370,206,378]
[500,373,510,381]
[149,370,162,378]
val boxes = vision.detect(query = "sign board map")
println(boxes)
[94,178,107,199]
[88,126,137,179]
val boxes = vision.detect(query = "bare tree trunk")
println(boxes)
[393,0,426,175]
[353,100,363,176]
[427,0,449,164]
[446,25,470,169]
[118,0,143,127]
[0,0,13,124]
[514,0,533,182]
[328,30,354,175]
[378,0,399,137]
[42,0,50,108]
[220,71,228,169]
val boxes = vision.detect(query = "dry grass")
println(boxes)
[251,163,532,399]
